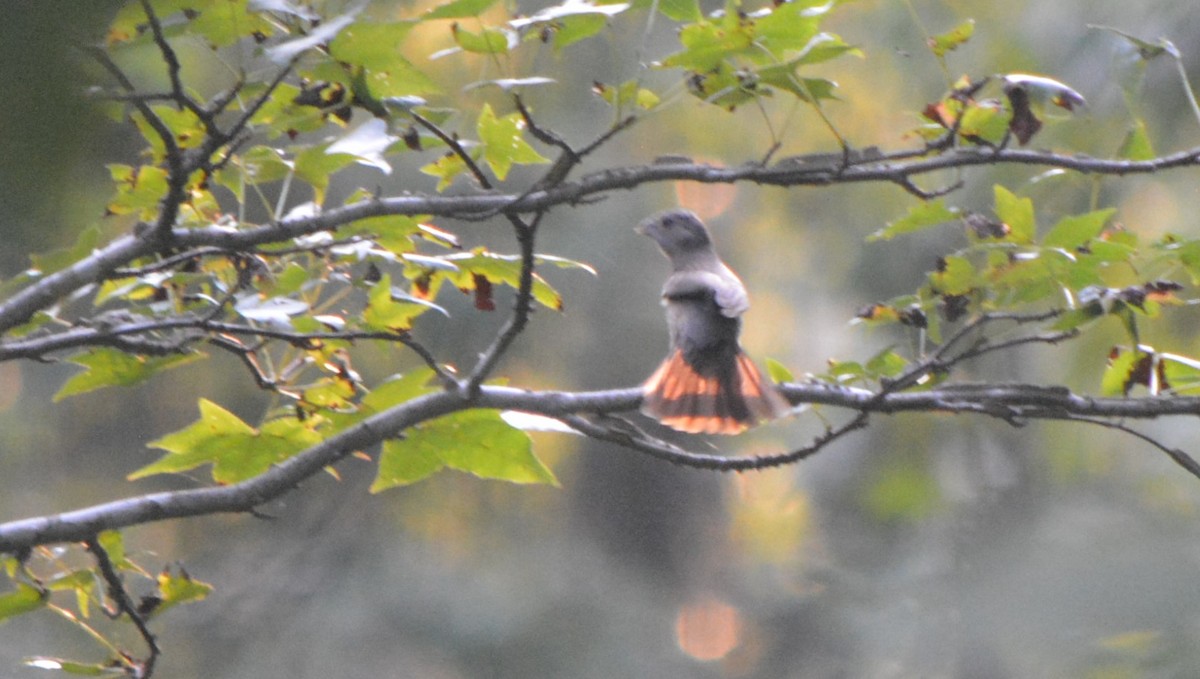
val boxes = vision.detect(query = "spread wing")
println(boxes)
[661,268,749,318]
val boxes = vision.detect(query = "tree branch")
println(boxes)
[4,379,1200,552]
[6,143,1200,336]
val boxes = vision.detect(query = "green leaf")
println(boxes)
[131,400,321,483]
[444,251,565,310]
[792,33,862,66]
[476,103,550,181]
[1119,119,1156,161]
[865,348,908,379]
[1101,347,1141,396]
[151,567,213,617]
[295,145,355,205]
[993,185,1035,244]
[1172,240,1200,285]
[98,530,132,570]
[464,77,556,93]
[425,0,497,19]
[957,100,1009,144]
[329,21,417,68]
[363,274,431,331]
[549,13,608,49]
[23,657,127,676]
[928,18,975,57]
[530,254,598,274]
[451,24,513,54]
[55,349,204,402]
[765,357,794,384]
[753,4,822,57]
[1043,208,1116,250]
[341,215,429,254]
[107,164,170,219]
[929,256,976,295]
[361,369,438,414]
[374,437,445,488]
[1161,353,1200,394]
[868,199,960,241]
[106,0,192,43]
[420,152,471,191]
[371,409,556,492]
[594,80,661,110]
[325,369,437,433]
[188,0,275,47]
[662,19,755,72]
[0,583,47,622]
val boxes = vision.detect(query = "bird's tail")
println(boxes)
[641,350,791,434]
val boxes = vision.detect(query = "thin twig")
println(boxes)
[560,410,870,471]
[85,536,160,678]
[139,0,206,121]
[462,212,544,395]
[409,110,493,190]
[1065,414,1200,480]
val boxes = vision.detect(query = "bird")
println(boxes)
[637,209,791,434]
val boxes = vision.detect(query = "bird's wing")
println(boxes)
[662,269,749,319]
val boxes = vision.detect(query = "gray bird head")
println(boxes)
[636,209,713,258]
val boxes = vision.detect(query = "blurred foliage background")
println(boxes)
[4,0,1200,676]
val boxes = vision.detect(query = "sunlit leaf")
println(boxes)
[593,80,660,110]
[234,294,310,326]
[24,657,127,676]
[131,399,321,483]
[1119,119,1156,161]
[993,185,1035,244]
[865,348,908,378]
[106,164,170,219]
[325,118,399,174]
[363,274,430,330]
[928,18,975,58]
[420,152,471,191]
[929,256,975,295]
[1102,347,1158,396]
[0,584,47,622]
[371,409,556,492]
[868,199,960,241]
[55,349,204,402]
[189,0,275,46]
[295,144,356,204]
[329,21,417,68]
[500,411,581,434]
[150,567,213,617]
[548,13,608,49]
[476,103,550,181]
[464,77,556,92]
[1160,352,1200,394]
[957,100,1009,144]
[1043,208,1116,250]
[106,0,191,43]
[765,357,794,384]
[267,9,359,63]
[451,24,514,54]
[662,19,755,72]
[444,251,566,310]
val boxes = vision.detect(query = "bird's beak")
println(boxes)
[634,216,655,236]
